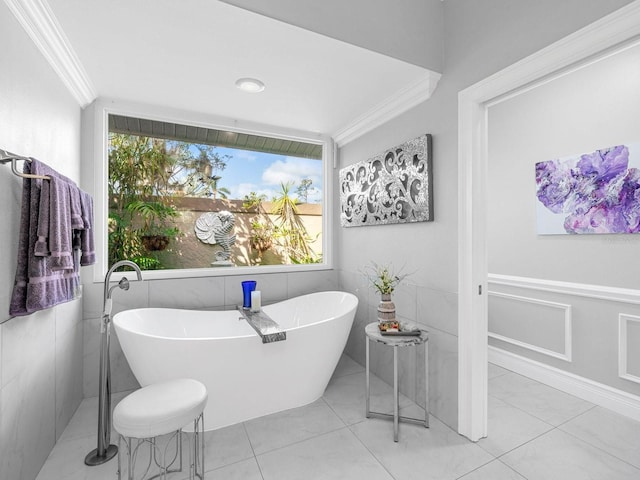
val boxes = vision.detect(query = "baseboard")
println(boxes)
[488,346,640,423]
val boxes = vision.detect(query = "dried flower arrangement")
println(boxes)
[363,262,410,295]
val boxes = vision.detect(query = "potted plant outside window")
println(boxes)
[126,200,180,251]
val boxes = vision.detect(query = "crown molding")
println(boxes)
[333,70,441,147]
[5,0,96,107]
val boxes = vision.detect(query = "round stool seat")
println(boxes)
[114,378,208,438]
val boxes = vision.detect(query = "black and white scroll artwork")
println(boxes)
[339,134,433,227]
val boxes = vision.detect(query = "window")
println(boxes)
[97,108,332,279]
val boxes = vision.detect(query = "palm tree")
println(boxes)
[271,182,318,263]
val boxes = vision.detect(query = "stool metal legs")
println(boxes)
[365,336,429,442]
[116,413,205,480]
[192,413,205,480]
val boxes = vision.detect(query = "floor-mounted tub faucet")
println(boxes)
[85,260,143,466]
[103,260,143,316]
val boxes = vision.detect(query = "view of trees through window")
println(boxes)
[107,116,324,271]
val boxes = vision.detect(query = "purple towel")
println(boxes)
[69,182,84,230]
[48,176,74,271]
[9,160,80,316]
[34,178,50,257]
[79,190,95,266]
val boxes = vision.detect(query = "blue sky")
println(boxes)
[212,146,323,203]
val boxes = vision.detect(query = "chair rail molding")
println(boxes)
[4,0,96,106]
[458,0,640,441]
[489,274,640,305]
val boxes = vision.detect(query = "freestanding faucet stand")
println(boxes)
[85,260,142,466]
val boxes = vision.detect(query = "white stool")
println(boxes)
[113,378,207,480]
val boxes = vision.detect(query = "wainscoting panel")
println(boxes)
[488,291,572,361]
[619,314,640,384]
[488,274,640,400]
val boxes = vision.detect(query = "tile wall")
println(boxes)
[339,269,459,430]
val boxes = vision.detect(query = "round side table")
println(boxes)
[365,322,429,442]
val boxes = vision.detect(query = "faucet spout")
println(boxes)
[103,260,143,304]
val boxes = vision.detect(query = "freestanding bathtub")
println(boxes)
[113,291,358,430]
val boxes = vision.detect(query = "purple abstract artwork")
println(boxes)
[536,144,640,234]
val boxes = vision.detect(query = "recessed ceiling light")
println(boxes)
[235,78,265,93]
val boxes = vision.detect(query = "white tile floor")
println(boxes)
[35,356,640,480]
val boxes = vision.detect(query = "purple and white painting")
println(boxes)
[536,143,640,234]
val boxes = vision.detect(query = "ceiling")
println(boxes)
[40,0,439,142]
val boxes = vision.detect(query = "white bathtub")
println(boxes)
[113,291,358,430]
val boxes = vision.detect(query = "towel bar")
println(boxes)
[0,149,51,180]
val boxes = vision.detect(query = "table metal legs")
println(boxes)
[365,338,370,418]
[365,336,429,442]
[424,339,430,428]
[393,346,399,441]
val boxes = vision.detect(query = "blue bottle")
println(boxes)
[241,281,257,309]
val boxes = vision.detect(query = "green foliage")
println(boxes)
[271,182,320,264]
[131,256,162,270]
[108,213,143,266]
[108,134,182,268]
[180,145,231,199]
[126,200,179,236]
[291,253,323,264]
[242,192,274,265]
[296,178,313,203]
[108,133,323,269]
[242,192,267,210]
[109,135,176,206]
[362,262,410,295]
[249,221,274,254]
[108,134,240,269]
[244,187,322,265]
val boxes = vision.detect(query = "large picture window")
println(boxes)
[105,113,328,275]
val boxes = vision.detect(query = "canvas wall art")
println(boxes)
[536,143,640,234]
[339,133,433,227]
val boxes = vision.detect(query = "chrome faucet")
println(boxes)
[85,260,143,467]
[103,260,143,316]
